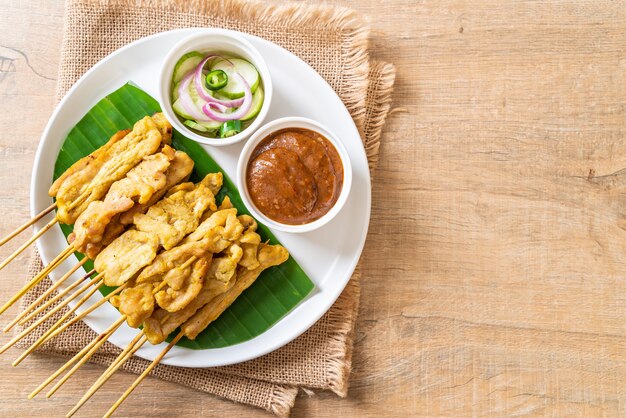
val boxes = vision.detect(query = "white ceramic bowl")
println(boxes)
[237,117,352,233]
[157,29,272,146]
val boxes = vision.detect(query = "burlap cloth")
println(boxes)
[16,0,396,416]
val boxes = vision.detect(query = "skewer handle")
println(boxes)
[4,258,88,332]
[0,225,67,318]
[0,217,58,273]
[28,318,110,399]
[45,316,126,398]
[41,283,127,346]
[12,274,104,366]
[66,333,147,418]
[17,268,94,328]
[103,332,183,418]
[0,203,56,247]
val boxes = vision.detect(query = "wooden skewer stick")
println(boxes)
[41,276,170,359]
[64,191,89,214]
[45,318,126,399]
[46,316,127,398]
[66,333,148,418]
[70,306,185,417]
[0,217,58,272]
[4,258,89,332]
[179,255,197,270]
[41,274,174,347]
[152,281,168,294]
[12,274,104,366]
[37,283,128,347]
[104,331,184,418]
[16,269,94,328]
[15,263,179,364]
[0,203,56,247]
[0,245,73,317]
[0,272,100,356]
[28,316,125,399]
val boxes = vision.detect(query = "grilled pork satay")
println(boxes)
[111,204,247,327]
[52,114,172,225]
[68,145,176,258]
[111,241,212,328]
[233,215,263,270]
[131,186,215,251]
[182,245,289,340]
[118,150,195,226]
[129,212,267,340]
[144,243,289,345]
[132,174,222,251]
[90,149,195,258]
[150,112,174,140]
[48,129,130,197]
[94,174,221,287]
[83,246,288,418]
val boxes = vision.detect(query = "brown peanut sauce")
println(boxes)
[246,128,344,225]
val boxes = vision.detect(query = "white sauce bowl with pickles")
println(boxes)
[158,29,272,146]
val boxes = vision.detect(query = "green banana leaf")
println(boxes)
[54,83,314,349]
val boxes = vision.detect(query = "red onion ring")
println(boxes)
[176,71,215,122]
[208,102,230,113]
[201,73,252,122]
[194,56,245,108]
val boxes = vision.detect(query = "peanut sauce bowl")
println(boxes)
[237,117,352,233]
[157,29,273,146]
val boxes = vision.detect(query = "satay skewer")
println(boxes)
[15,268,95,328]
[9,274,105,364]
[39,277,170,349]
[45,316,127,398]
[0,202,56,248]
[104,331,184,418]
[0,272,102,356]
[11,201,242,367]
[97,245,288,415]
[67,303,179,418]
[0,116,174,276]
[4,258,89,332]
[28,315,126,399]
[14,225,205,365]
[0,245,73,316]
[13,176,220,350]
[0,218,59,273]
[0,145,193,327]
[61,274,196,417]
[7,173,216,358]
[29,280,170,401]
[34,283,129,348]
[66,333,148,418]
[16,275,170,367]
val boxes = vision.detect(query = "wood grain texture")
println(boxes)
[1,0,625,416]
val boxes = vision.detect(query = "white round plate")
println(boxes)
[30,29,371,367]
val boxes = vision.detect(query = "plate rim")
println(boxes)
[30,28,371,367]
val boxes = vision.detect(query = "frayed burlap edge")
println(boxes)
[269,385,298,418]
[363,61,396,172]
[323,270,361,397]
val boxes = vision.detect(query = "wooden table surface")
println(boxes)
[1,0,626,416]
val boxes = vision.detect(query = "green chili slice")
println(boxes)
[219,120,242,138]
[205,70,228,91]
